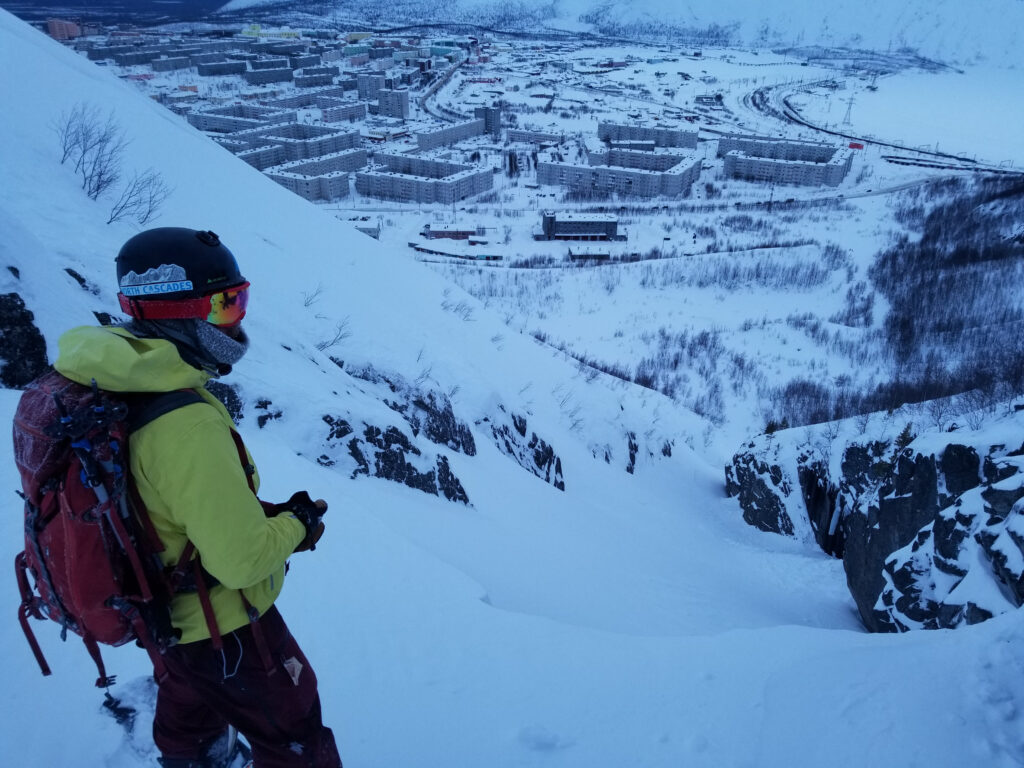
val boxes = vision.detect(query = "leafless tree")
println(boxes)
[53,103,91,165]
[107,169,171,225]
[54,102,128,200]
[926,397,953,431]
[315,318,351,351]
[79,112,127,200]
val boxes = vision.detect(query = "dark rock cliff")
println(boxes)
[726,415,1024,632]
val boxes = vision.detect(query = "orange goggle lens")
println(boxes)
[206,282,250,327]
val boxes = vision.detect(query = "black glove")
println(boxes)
[283,491,328,552]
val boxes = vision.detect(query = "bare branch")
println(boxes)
[107,168,172,225]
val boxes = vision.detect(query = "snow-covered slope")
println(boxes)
[3,9,1024,768]
[219,0,1024,66]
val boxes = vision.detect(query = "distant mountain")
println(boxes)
[218,0,1024,65]
[7,0,230,24]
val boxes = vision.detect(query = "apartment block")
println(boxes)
[715,135,837,163]
[321,101,368,123]
[717,134,853,186]
[355,154,493,204]
[289,54,322,69]
[187,104,296,133]
[416,119,486,151]
[508,129,564,145]
[224,123,361,169]
[250,58,290,70]
[152,57,191,72]
[260,86,349,109]
[538,211,619,240]
[265,148,368,201]
[237,144,289,171]
[243,67,293,85]
[473,105,501,137]
[598,122,698,149]
[537,152,701,197]
[723,150,853,187]
[197,61,247,77]
[114,51,159,66]
[47,18,81,40]
[295,71,336,88]
[87,45,135,60]
[378,88,410,119]
[191,53,227,66]
[357,72,387,100]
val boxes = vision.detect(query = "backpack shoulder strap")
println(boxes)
[128,389,207,434]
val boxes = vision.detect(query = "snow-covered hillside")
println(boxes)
[3,9,1024,768]
[219,0,1024,66]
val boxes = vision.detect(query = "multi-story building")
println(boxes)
[357,72,386,100]
[598,122,698,149]
[259,86,349,109]
[249,57,290,71]
[243,67,293,85]
[295,67,339,88]
[538,145,702,198]
[537,211,620,241]
[187,104,297,134]
[197,60,247,77]
[416,119,486,151]
[378,88,410,119]
[717,134,853,186]
[474,105,501,138]
[355,154,493,204]
[46,18,81,40]
[321,101,368,123]
[152,57,191,72]
[114,51,159,66]
[537,159,701,197]
[508,129,565,145]
[265,148,368,201]
[222,123,361,169]
[289,53,322,69]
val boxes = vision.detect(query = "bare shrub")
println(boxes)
[54,102,129,200]
[315,318,351,351]
[107,168,171,225]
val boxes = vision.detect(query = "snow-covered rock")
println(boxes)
[727,408,1024,632]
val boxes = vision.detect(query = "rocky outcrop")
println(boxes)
[316,413,469,504]
[726,416,1024,633]
[349,365,476,456]
[724,450,794,535]
[0,292,48,388]
[387,390,476,456]
[347,424,469,503]
[482,406,565,491]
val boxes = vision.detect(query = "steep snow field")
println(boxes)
[2,9,1024,768]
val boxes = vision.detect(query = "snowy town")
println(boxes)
[31,17,970,265]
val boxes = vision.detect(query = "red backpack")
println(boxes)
[13,369,204,687]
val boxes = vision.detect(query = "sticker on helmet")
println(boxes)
[120,264,194,296]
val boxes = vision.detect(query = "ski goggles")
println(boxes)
[118,282,250,327]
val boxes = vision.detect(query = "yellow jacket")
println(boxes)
[55,325,305,644]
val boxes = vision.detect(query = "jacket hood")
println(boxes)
[54,325,210,392]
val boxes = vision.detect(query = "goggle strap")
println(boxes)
[118,293,208,321]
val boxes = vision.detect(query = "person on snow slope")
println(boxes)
[53,227,343,768]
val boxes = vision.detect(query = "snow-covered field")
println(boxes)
[3,5,1024,768]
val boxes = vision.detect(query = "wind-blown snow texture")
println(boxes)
[2,8,1024,768]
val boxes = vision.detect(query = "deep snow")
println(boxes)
[2,8,1024,768]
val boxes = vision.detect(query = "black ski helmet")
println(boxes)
[116,227,245,302]
[116,228,249,323]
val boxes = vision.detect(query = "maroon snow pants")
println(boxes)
[153,605,342,768]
